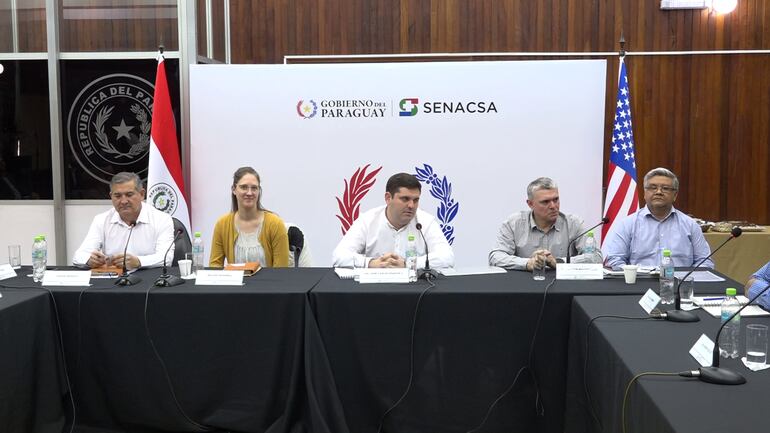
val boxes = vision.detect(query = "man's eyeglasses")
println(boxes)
[644,185,677,193]
[237,185,260,192]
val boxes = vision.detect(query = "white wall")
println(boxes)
[65,202,111,264]
[0,203,57,266]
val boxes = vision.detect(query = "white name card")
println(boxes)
[195,270,244,286]
[690,334,715,367]
[555,263,604,280]
[638,288,661,314]
[357,268,410,284]
[42,270,92,286]
[0,264,17,281]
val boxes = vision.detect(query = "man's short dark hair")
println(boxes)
[385,173,421,195]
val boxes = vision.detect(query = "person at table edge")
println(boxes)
[73,172,174,270]
[602,167,713,270]
[745,262,770,309]
[332,172,454,269]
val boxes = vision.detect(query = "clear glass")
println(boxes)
[8,244,21,268]
[746,324,768,367]
[679,276,694,306]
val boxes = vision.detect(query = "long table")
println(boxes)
[564,295,769,433]
[0,267,744,433]
[0,281,66,433]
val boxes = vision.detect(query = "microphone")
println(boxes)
[114,223,141,286]
[154,229,185,287]
[415,222,439,280]
[663,226,742,323]
[566,217,610,263]
[686,281,770,385]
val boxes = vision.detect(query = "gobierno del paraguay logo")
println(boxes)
[66,73,154,184]
[296,99,318,119]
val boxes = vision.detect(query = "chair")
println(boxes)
[287,225,304,268]
[172,217,192,266]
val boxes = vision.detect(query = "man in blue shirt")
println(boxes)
[746,262,770,308]
[602,167,713,270]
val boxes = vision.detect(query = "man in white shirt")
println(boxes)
[332,172,454,269]
[73,172,175,270]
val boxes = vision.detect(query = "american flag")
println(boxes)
[602,58,639,243]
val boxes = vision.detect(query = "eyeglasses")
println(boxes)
[644,185,677,193]
[237,184,260,192]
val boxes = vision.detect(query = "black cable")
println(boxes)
[143,284,211,431]
[376,278,437,433]
[75,286,93,369]
[583,315,657,431]
[465,276,558,433]
[621,371,682,433]
[36,287,77,433]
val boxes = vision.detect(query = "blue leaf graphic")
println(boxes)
[438,203,447,221]
[441,177,449,196]
[446,202,459,222]
[430,188,442,200]
[422,163,434,174]
[415,166,429,179]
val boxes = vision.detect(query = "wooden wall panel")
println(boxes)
[224,0,770,223]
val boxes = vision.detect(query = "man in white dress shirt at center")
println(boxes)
[332,172,454,269]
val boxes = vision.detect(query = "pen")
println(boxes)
[703,297,724,301]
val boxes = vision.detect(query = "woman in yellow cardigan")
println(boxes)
[209,167,289,267]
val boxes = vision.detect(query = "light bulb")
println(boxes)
[712,0,738,14]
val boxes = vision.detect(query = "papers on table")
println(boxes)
[673,271,725,282]
[693,295,770,317]
[603,266,658,278]
[0,264,17,281]
[42,270,92,286]
[438,266,506,276]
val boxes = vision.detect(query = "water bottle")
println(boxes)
[405,234,418,282]
[719,287,741,359]
[192,231,204,273]
[659,249,675,304]
[583,231,599,263]
[32,235,47,282]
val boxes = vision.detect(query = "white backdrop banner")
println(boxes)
[190,60,607,267]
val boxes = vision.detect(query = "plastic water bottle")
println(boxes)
[405,234,418,282]
[32,235,47,282]
[192,231,204,273]
[659,249,675,304]
[583,231,599,263]
[719,287,741,359]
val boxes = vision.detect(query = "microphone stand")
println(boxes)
[115,223,141,286]
[664,227,742,323]
[690,281,770,385]
[415,223,439,281]
[154,230,185,287]
[566,217,609,263]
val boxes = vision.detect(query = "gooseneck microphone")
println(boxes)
[685,281,770,385]
[415,223,439,280]
[566,217,610,263]
[115,223,141,286]
[154,229,185,287]
[664,226,742,323]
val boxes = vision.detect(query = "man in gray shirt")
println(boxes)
[488,177,599,271]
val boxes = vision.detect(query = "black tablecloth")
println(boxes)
[47,267,334,433]
[0,280,66,433]
[308,269,673,433]
[565,295,769,433]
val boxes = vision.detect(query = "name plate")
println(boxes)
[358,268,410,284]
[689,334,715,367]
[195,270,244,286]
[42,270,92,286]
[638,288,661,314]
[556,263,603,280]
[0,264,17,281]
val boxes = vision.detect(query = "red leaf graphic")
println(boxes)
[335,164,382,235]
